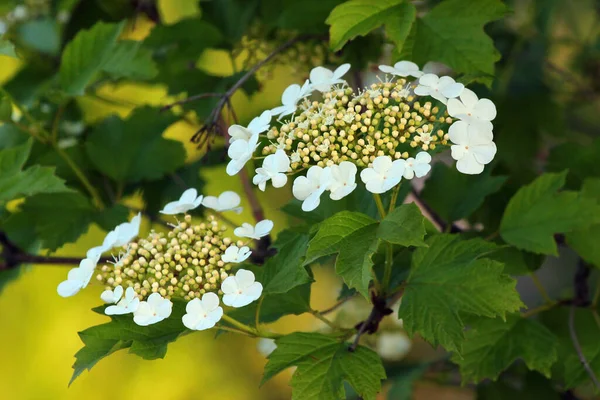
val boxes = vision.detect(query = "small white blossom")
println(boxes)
[342,113,355,124]
[290,150,301,163]
[413,74,464,104]
[57,257,97,298]
[160,188,203,215]
[257,338,277,357]
[253,149,290,191]
[270,80,312,118]
[101,285,123,304]
[226,133,259,176]
[221,269,263,308]
[376,332,412,361]
[234,220,274,240]
[329,161,357,200]
[228,110,271,143]
[292,166,332,212]
[133,293,172,326]
[447,88,497,128]
[112,213,142,247]
[106,287,140,315]
[309,63,351,92]
[396,152,432,180]
[222,245,252,263]
[182,293,223,331]
[57,10,70,24]
[367,88,382,98]
[448,121,497,175]
[360,156,405,194]
[12,5,28,20]
[378,61,423,78]
[202,191,242,213]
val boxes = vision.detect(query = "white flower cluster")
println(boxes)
[57,188,271,331]
[225,61,498,212]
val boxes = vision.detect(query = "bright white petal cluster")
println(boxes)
[106,287,140,315]
[228,110,272,143]
[378,61,423,78]
[133,293,173,326]
[360,156,406,194]
[396,152,432,180]
[234,220,273,240]
[202,191,242,213]
[226,133,259,176]
[309,63,351,92]
[292,166,333,212]
[414,73,464,105]
[57,257,98,298]
[448,121,497,175]
[182,292,223,331]
[253,149,290,191]
[329,162,358,200]
[222,245,252,263]
[160,188,203,215]
[110,213,142,248]
[447,88,496,128]
[221,269,263,308]
[101,285,123,304]
[270,80,312,118]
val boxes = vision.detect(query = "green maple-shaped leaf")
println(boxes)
[0,139,69,204]
[262,332,386,400]
[262,231,312,294]
[377,203,427,247]
[399,235,523,354]
[85,107,184,183]
[566,178,600,267]
[453,315,558,382]
[500,171,600,255]
[71,301,187,384]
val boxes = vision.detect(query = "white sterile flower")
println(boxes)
[226,132,259,176]
[57,10,70,24]
[309,63,351,92]
[378,61,423,78]
[12,5,28,20]
[221,269,263,308]
[57,257,97,298]
[447,88,497,128]
[290,150,301,163]
[376,332,412,361]
[292,166,333,212]
[106,287,140,315]
[270,80,312,118]
[101,285,123,304]
[396,152,432,180]
[113,213,142,247]
[257,338,277,357]
[0,21,7,35]
[253,149,290,191]
[202,191,242,213]
[413,74,464,104]
[182,292,223,331]
[360,156,405,194]
[160,188,203,215]
[221,245,252,263]
[448,121,497,175]
[228,110,272,143]
[133,293,172,326]
[329,161,357,200]
[234,219,274,240]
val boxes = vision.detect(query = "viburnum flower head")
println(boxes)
[396,152,432,180]
[309,63,351,92]
[202,191,242,213]
[360,156,405,194]
[253,149,290,191]
[105,287,140,315]
[414,74,464,105]
[221,269,263,308]
[160,188,203,215]
[133,293,173,326]
[449,121,497,175]
[182,292,223,331]
[226,132,259,176]
[378,61,423,78]
[57,257,98,297]
[228,110,272,143]
[270,80,312,118]
[329,161,357,200]
[221,245,252,263]
[447,88,496,128]
[292,165,332,212]
[234,219,274,240]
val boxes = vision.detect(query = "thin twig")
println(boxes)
[319,295,357,315]
[160,93,223,112]
[410,187,461,233]
[569,304,600,390]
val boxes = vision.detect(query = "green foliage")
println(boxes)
[71,301,187,384]
[85,107,184,183]
[0,38,18,58]
[399,235,523,353]
[263,332,386,400]
[454,315,558,382]
[262,231,312,294]
[500,171,600,255]
[566,178,600,266]
[377,203,428,247]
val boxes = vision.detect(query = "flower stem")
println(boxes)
[530,273,553,305]
[309,309,338,329]
[373,193,386,219]
[255,296,264,328]
[388,184,401,214]
[521,302,558,318]
[221,314,282,339]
